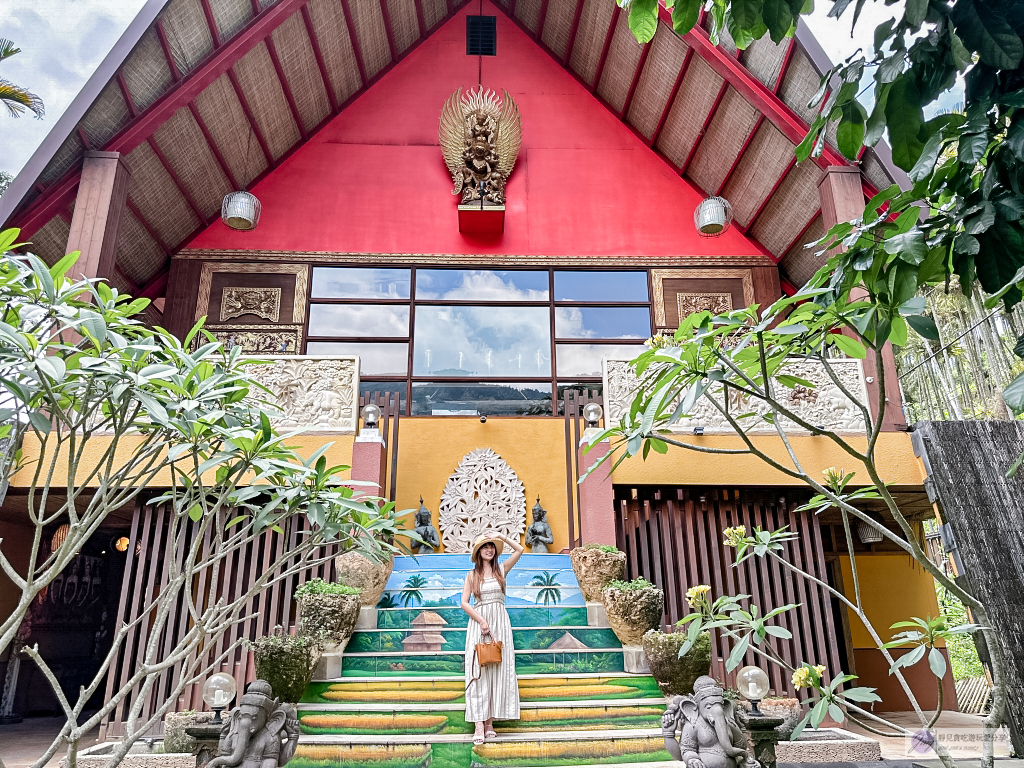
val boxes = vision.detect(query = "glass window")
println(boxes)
[413,306,551,377]
[305,342,408,376]
[308,304,410,337]
[415,270,548,301]
[311,267,411,299]
[411,383,551,416]
[554,271,649,302]
[555,343,645,377]
[555,307,651,339]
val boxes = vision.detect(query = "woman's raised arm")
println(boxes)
[499,533,525,574]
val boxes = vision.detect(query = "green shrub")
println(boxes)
[605,577,655,591]
[294,578,361,599]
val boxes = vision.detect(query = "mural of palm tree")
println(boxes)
[377,592,399,609]
[531,571,562,606]
[1,40,45,119]
[402,574,428,607]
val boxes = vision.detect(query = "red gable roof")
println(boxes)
[185,0,766,258]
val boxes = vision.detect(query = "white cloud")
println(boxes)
[0,0,147,177]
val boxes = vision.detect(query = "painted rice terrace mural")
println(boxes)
[293,554,673,767]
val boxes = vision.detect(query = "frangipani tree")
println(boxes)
[582,188,1006,768]
[0,228,411,768]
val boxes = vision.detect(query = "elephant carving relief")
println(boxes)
[662,676,759,768]
[208,680,299,768]
[243,357,358,433]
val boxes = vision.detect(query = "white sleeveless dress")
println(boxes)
[464,575,520,722]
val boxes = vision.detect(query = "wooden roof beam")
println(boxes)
[226,68,276,168]
[126,199,172,257]
[116,73,138,118]
[680,79,726,177]
[199,0,223,47]
[775,38,795,94]
[412,0,427,38]
[187,102,241,190]
[620,41,651,119]
[592,6,620,93]
[536,0,551,41]
[780,206,822,257]
[138,268,169,300]
[339,0,369,86]
[650,46,692,147]
[378,0,400,63]
[301,5,339,113]
[737,155,797,256]
[265,34,308,141]
[146,137,211,226]
[716,113,764,195]
[563,0,585,66]
[155,20,182,82]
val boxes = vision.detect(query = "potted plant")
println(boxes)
[335,550,393,607]
[601,577,664,646]
[295,578,362,648]
[251,629,320,704]
[641,629,712,696]
[570,544,626,602]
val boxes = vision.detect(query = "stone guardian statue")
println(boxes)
[207,680,299,768]
[662,675,759,768]
[525,498,554,553]
[411,498,440,554]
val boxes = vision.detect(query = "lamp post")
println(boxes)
[737,666,784,768]
[202,672,237,724]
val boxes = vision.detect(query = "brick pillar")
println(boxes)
[66,151,131,280]
[577,434,616,546]
[350,431,387,498]
[818,166,905,430]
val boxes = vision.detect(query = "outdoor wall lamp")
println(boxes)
[583,403,603,428]
[737,665,770,716]
[202,672,237,723]
[361,403,381,430]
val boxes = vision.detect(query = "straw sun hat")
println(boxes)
[470,533,505,563]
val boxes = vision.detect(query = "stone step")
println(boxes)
[376,605,588,629]
[378,585,585,605]
[290,728,671,768]
[302,675,663,704]
[298,697,665,712]
[391,553,573,572]
[385,566,577,591]
[295,702,666,735]
[340,648,627,677]
[347,626,620,653]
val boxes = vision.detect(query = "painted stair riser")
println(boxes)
[342,650,626,676]
[348,627,619,653]
[291,738,672,768]
[386,568,577,590]
[302,677,664,705]
[378,606,587,629]
[297,704,666,735]
[391,554,573,571]
[379,588,585,608]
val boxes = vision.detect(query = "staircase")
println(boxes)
[291,553,671,768]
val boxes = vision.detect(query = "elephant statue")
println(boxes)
[662,676,759,768]
[207,680,300,768]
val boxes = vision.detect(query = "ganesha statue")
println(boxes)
[207,680,300,768]
[662,676,759,768]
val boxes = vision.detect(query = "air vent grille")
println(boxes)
[466,15,497,56]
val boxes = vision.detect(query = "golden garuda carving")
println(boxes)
[439,86,522,206]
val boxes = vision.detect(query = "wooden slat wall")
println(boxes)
[561,388,602,552]
[614,486,843,696]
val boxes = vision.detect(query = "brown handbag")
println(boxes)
[475,633,503,666]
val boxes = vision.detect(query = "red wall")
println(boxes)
[186,1,766,259]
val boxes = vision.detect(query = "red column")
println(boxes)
[350,432,387,498]
[577,436,616,546]
[818,166,905,430]
[66,151,131,280]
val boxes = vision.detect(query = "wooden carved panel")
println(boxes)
[196,262,308,324]
[652,269,754,330]
[220,287,282,323]
[206,324,302,354]
[676,292,733,319]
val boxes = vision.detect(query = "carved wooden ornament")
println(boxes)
[439,86,521,206]
[220,287,282,322]
[438,448,526,552]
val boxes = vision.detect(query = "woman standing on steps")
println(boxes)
[460,531,524,745]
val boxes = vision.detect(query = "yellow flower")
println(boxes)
[644,333,673,349]
[723,526,747,548]
[685,584,711,607]
[822,467,847,489]
[791,664,827,689]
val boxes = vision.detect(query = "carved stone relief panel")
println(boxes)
[603,358,869,435]
[207,325,301,354]
[438,448,527,552]
[220,287,282,323]
[676,292,733,319]
[243,356,359,433]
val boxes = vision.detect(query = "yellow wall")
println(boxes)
[610,431,923,487]
[838,553,943,648]
[393,417,571,552]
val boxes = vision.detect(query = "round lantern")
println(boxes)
[221,191,262,231]
[51,523,70,551]
[856,518,885,544]
[694,196,733,237]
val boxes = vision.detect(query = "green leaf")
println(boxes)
[906,314,940,340]
[841,686,881,703]
[28,411,51,436]
[928,647,948,679]
[954,233,980,255]
[188,504,203,522]
[888,261,919,305]
[952,0,1023,69]
[905,0,927,26]
[950,30,972,71]
[628,0,659,42]
[762,0,794,42]
[672,0,701,33]
[885,75,925,171]
[726,634,751,671]
[883,230,927,264]
[958,131,989,166]
[830,333,867,358]
[910,131,945,182]
[731,0,764,30]
[1003,371,1024,414]
[889,315,908,346]
[864,83,890,147]
[1013,333,1024,360]
[837,101,866,160]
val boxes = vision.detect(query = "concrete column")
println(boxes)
[350,430,387,498]
[817,166,905,430]
[577,434,616,546]
[66,151,131,280]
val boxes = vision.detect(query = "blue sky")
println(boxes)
[0,0,963,182]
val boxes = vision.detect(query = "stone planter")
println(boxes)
[758,697,804,736]
[334,551,393,607]
[570,547,626,602]
[252,633,320,704]
[297,592,362,647]
[602,584,664,646]
[163,711,215,754]
[641,629,712,696]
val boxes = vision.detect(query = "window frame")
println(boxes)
[305,266,655,414]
